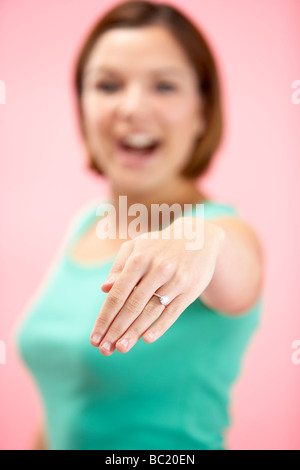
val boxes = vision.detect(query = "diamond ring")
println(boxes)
[153,293,171,306]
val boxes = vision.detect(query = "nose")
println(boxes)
[116,84,150,120]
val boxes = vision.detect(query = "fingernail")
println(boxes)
[118,338,129,349]
[91,333,102,345]
[101,341,112,352]
[145,332,157,342]
[102,275,115,285]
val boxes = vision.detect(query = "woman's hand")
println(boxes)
[90,216,225,355]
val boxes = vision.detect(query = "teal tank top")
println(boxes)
[15,199,262,450]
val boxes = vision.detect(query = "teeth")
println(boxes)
[122,134,157,148]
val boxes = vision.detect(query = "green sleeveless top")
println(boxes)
[15,199,262,450]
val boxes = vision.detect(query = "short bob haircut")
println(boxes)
[73,0,224,179]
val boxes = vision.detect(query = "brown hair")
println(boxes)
[73,0,224,178]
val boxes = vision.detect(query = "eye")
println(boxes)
[95,82,120,93]
[156,82,176,92]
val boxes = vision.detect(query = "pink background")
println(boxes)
[1,0,300,450]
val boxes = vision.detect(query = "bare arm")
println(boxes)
[200,217,264,315]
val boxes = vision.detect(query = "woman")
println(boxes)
[16,0,264,450]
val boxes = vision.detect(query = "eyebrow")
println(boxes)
[83,66,188,79]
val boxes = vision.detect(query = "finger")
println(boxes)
[101,283,114,293]
[114,293,172,353]
[114,273,184,353]
[90,252,151,349]
[101,277,143,294]
[142,294,190,344]
[98,262,177,354]
[115,300,165,353]
[101,240,134,288]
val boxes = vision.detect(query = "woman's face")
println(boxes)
[80,25,205,194]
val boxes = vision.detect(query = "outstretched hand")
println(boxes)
[90,216,225,355]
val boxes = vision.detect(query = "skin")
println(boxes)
[79,26,262,356]
[80,25,207,217]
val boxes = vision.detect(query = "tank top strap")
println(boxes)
[182,199,239,220]
[202,200,239,220]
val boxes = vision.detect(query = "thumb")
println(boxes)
[101,274,116,292]
[100,239,134,290]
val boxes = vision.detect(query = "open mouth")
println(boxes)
[119,140,160,156]
[115,136,161,166]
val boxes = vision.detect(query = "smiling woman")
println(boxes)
[78,26,207,194]
[15,0,264,451]
[74,1,223,183]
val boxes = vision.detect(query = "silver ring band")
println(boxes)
[153,293,170,306]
